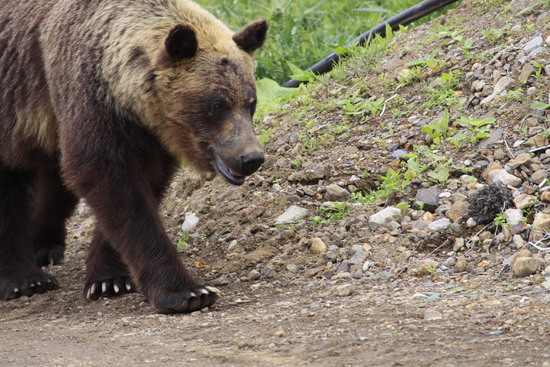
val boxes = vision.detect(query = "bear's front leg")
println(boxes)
[63,146,219,313]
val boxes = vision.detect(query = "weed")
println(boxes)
[310,202,349,226]
[422,110,452,147]
[448,115,496,147]
[177,232,191,249]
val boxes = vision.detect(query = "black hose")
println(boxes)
[281,0,460,88]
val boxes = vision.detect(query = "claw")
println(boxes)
[190,292,197,298]
[86,287,92,300]
[13,287,19,293]
[113,284,120,294]
[90,283,97,295]
[205,286,221,295]
[102,282,107,294]
[198,288,209,296]
[126,282,132,291]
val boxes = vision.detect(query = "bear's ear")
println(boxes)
[233,20,268,54]
[165,25,198,61]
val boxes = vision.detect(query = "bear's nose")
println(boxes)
[241,151,264,176]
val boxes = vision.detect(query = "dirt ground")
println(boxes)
[1,247,549,367]
[2,0,550,365]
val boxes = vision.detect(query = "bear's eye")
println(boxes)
[208,100,230,121]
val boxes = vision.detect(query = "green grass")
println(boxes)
[198,0,455,84]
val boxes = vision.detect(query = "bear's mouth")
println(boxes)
[213,153,246,186]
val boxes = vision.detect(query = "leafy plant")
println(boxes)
[448,116,496,147]
[310,202,350,226]
[422,110,452,147]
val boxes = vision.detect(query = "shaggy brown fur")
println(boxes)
[0,0,267,313]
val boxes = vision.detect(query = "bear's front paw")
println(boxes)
[154,286,221,314]
[84,277,136,300]
[0,268,58,301]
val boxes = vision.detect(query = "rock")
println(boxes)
[481,76,515,104]
[533,212,550,232]
[488,169,522,187]
[445,200,469,221]
[391,149,408,160]
[424,309,443,321]
[466,217,477,228]
[348,248,369,265]
[512,235,525,248]
[325,184,351,201]
[507,153,532,169]
[369,207,402,230]
[181,212,200,233]
[247,270,261,281]
[416,186,441,213]
[523,35,543,53]
[428,218,451,232]
[310,238,328,254]
[482,161,503,181]
[288,164,326,183]
[336,284,354,297]
[519,63,536,82]
[455,256,469,272]
[513,194,538,210]
[532,170,548,184]
[478,128,504,149]
[240,205,266,223]
[275,205,309,225]
[512,257,541,277]
[542,192,550,203]
[505,209,524,226]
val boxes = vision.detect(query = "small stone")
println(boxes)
[513,257,541,277]
[349,248,369,265]
[508,153,532,169]
[512,235,525,249]
[505,209,524,226]
[369,207,402,230]
[181,212,200,233]
[325,184,351,201]
[542,279,550,290]
[513,194,538,210]
[481,77,515,105]
[519,63,536,82]
[466,218,477,228]
[274,330,285,337]
[247,270,261,281]
[541,192,550,203]
[446,200,469,221]
[482,161,503,181]
[488,169,522,187]
[478,128,504,150]
[424,309,443,321]
[275,205,309,225]
[533,213,550,232]
[532,170,548,184]
[428,218,452,232]
[416,186,441,213]
[455,256,469,272]
[523,35,543,53]
[310,238,328,254]
[336,284,354,297]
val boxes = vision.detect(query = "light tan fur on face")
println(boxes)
[93,0,256,162]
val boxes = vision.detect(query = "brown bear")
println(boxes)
[0,0,267,313]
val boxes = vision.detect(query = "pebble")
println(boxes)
[181,212,200,233]
[505,209,524,226]
[507,153,532,169]
[532,213,550,232]
[513,194,537,210]
[275,205,309,225]
[369,207,402,230]
[310,238,328,254]
[455,256,469,272]
[415,186,441,212]
[428,218,452,232]
[488,169,522,187]
[523,35,543,53]
[445,200,469,221]
[248,270,261,281]
[424,309,443,321]
[336,284,354,297]
[325,184,351,201]
[532,170,548,184]
[513,257,541,277]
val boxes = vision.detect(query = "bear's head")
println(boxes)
[147,19,268,186]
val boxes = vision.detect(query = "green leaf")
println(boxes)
[531,102,550,110]
[256,78,297,109]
